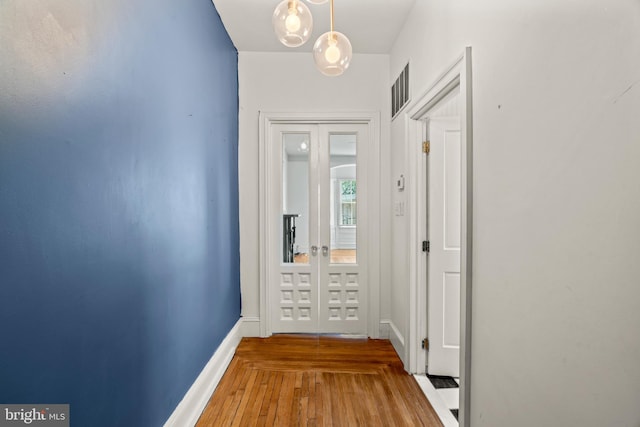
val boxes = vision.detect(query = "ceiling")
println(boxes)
[212,0,416,54]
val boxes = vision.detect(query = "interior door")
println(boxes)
[318,124,368,334]
[269,124,319,333]
[269,123,368,335]
[427,117,461,376]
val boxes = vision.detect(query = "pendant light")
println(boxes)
[312,0,352,76]
[272,0,313,48]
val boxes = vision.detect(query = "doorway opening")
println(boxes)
[259,112,381,339]
[406,48,473,427]
[269,123,369,335]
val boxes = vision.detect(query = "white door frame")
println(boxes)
[405,47,473,427]
[258,111,381,338]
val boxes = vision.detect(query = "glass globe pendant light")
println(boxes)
[312,0,352,76]
[272,0,313,48]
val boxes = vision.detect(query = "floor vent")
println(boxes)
[392,62,410,119]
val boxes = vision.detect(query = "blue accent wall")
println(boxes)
[0,0,240,425]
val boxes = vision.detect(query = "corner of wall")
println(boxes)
[164,319,243,427]
[378,320,390,339]
[241,316,261,337]
[381,319,407,368]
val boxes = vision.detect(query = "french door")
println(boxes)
[268,123,368,334]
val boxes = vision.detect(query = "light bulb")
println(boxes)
[285,12,301,32]
[313,31,352,76]
[300,142,308,150]
[272,0,313,48]
[324,42,340,64]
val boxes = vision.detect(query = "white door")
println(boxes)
[427,117,461,376]
[269,123,368,334]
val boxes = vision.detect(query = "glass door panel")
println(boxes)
[282,132,310,264]
[329,133,357,264]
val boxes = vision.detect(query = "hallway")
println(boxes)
[2,1,638,426]
[196,335,442,426]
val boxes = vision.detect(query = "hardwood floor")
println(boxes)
[293,249,356,265]
[196,335,443,426]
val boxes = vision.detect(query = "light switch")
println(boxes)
[394,201,405,216]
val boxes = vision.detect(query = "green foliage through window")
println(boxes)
[340,180,356,225]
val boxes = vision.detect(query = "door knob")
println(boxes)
[322,245,329,256]
[311,246,318,256]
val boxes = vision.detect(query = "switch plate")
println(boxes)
[394,201,405,216]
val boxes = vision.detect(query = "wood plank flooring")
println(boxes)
[294,249,356,265]
[196,335,443,426]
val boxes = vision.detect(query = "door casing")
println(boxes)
[259,111,381,338]
[405,47,473,427]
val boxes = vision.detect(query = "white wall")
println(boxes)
[390,0,640,426]
[238,52,391,327]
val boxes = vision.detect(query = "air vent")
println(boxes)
[391,62,410,119]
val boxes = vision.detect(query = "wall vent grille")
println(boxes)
[392,63,410,119]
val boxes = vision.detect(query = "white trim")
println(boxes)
[258,111,381,339]
[378,319,391,339]
[386,319,406,368]
[404,47,473,427]
[414,375,459,427]
[405,111,428,375]
[164,319,243,427]
[241,316,261,337]
[389,319,405,347]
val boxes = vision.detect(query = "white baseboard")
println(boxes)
[386,320,406,368]
[164,319,243,427]
[378,319,391,339]
[241,316,261,337]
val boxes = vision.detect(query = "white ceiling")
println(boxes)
[212,0,416,54]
